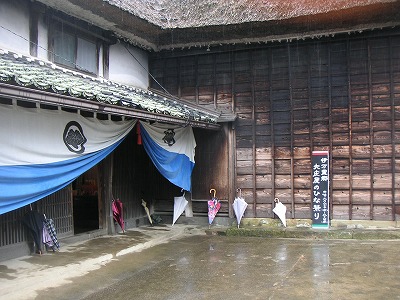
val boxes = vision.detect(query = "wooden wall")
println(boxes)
[150,28,400,221]
[191,125,231,216]
[0,184,73,260]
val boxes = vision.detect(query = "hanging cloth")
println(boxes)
[22,210,45,254]
[0,103,136,214]
[43,218,60,251]
[140,121,196,192]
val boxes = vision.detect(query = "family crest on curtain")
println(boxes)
[0,103,136,214]
[139,121,196,192]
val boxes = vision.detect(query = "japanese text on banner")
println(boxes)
[312,151,329,227]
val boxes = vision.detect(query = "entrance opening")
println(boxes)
[72,166,99,234]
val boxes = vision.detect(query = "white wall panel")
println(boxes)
[0,0,30,54]
[109,43,149,89]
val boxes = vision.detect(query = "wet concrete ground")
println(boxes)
[1,225,400,299]
[80,237,400,300]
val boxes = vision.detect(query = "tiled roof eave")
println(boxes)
[0,49,220,127]
[0,82,220,130]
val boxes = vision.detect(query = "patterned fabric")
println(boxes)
[207,198,221,225]
[42,226,53,247]
[43,218,60,251]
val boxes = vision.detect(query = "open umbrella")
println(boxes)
[141,199,153,226]
[233,188,248,228]
[112,198,125,233]
[272,197,287,227]
[208,188,221,228]
[173,190,188,226]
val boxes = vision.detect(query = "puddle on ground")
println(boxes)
[0,264,16,279]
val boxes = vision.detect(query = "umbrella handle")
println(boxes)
[236,188,242,197]
[210,188,216,198]
[274,197,280,203]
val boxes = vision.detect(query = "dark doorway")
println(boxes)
[72,166,100,234]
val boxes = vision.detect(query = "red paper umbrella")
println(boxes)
[112,198,125,232]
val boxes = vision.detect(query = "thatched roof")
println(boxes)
[105,0,396,29]
[36,0,400,50]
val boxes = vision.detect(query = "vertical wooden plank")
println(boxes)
[68,184,73,234]
[97,164,103,230]
[1,213,4,247]
[5,213,8,246]
[268,47,276,210]
[229,122,236,218]
[104,153,114,234]
[231,51,237,218]
[228,51,235,218]
[307,44,313,218]
[195,55,199,105]
[177,57,181,98]
[288,44,295,217]
[367,40,374,220]
[328,43,333,220]
[10,211,14,245]
[231,52,236,114]
[230,51,235,112]
[347,38,354,220]
[250,50,257,217]
[213,54,217,109]
[102,43,110,80]
[390,37,396,220]
[29,2,38,57]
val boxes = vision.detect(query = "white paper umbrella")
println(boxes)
[233,188,248,228]
[272,198,287,227]
[172,192,188,226]
[141,199,153,225]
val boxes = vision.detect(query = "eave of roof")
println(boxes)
[0,49,221,129]
[35,0,400,51]
[105,0,397,29]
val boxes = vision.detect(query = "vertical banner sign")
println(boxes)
[311,151,330,228]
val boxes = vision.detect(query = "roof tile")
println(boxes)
[0,49,219,124]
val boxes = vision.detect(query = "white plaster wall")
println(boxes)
[0,1,148,88]
[109,42,149,89]
[0,0,30,55]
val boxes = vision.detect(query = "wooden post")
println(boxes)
[29,2,39,57]
[99,153,114,234]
